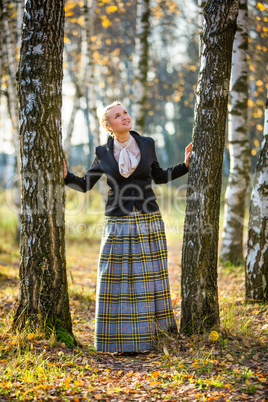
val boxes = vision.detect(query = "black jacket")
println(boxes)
[64,131,188,216]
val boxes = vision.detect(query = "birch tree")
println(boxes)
[245,95,268,303]
[132,0,150,133]
[64,0,98,160]
[220,0,251,264]
[12,0,76,345]
[180,0,239,334]
[2,1,22,236]
[2,0,21,164]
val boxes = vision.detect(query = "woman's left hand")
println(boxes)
[184,143,192,168]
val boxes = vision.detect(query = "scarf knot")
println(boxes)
[114,135,140,178]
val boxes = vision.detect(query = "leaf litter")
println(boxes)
[0,242,267,401]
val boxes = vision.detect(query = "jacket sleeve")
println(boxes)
[64,148,103,192]
[151,138,188,184]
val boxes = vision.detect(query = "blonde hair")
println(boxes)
[100,101,126,131]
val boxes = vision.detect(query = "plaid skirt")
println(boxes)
[94,211,177,353]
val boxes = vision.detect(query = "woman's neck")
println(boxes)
[113,131,131,143]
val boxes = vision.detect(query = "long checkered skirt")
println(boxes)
[94,212,177,353]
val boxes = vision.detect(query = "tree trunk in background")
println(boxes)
[85,0,99,146]
[64,0,98,160]
[64,95,80,161]
[220,0,251,265]
[245,96,268,303]
[2,0,20,160]
[12,0,76,346]
[2,0,22,239]
[180,0,239,335]
[132,0,150,134]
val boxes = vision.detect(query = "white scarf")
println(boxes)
[113,135,140,178]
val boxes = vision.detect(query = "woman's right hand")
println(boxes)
[63,159,67,179]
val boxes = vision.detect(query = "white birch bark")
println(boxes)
[13,0,76,344]
[245,95,268,302]
[220,0,251,264]
[180,0,239,335]
[3,0,20,159]
[2,1,22,236]
[132,0,150,134]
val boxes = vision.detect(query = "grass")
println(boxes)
[0,187,267,401]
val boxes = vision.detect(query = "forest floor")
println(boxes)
[0,240,267,402]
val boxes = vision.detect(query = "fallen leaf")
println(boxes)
[209,331,219,341]
[27,333,35,340]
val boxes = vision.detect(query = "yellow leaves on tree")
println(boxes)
[105,6,118,14]
[101,17,112,28]
[256,2,267,12]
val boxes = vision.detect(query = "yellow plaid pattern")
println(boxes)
[94,212,177,353]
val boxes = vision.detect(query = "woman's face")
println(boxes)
[106,105,132,136]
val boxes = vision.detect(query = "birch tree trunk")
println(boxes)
[86,0,99,147]
[245,96,268,302]
[2,0,22,239]
[180,0,239,335]
[64,0,98,160]
[12,0,76,346]
[2,0,20,161]
[132,0,150,134]
[220,0,251,265]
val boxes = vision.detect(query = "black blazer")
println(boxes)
[64,131,188,216]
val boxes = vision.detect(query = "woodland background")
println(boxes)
[0,0,267,401]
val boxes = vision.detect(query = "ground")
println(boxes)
[0,238,267,401]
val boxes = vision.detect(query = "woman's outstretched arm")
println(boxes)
[63,151,103,192]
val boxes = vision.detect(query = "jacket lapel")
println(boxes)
[104,131,147,177]
[105,135,120,174]
[130,131,146,176]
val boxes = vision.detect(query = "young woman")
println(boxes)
[63,101,191,354]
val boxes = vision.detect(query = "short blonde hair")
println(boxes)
[100,101,125,131]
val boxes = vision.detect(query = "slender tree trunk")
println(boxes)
[12,0,76,346]
[245,95,268,303]
[84,92,95,162]
[64,95,80,161]
[2,0,22,240]
[3,0,20,156]
[221,0,251,265]
[132,0,150,133]
[64,0,98,159]
[85,0,99,146]
[180,0,239,335]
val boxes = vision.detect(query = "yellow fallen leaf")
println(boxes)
[74,381,85,386]
[27,333,35,340]
[64,377,72,387]
[209,331,219,341]
[258,377,267,383]
[149,381,160,386]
